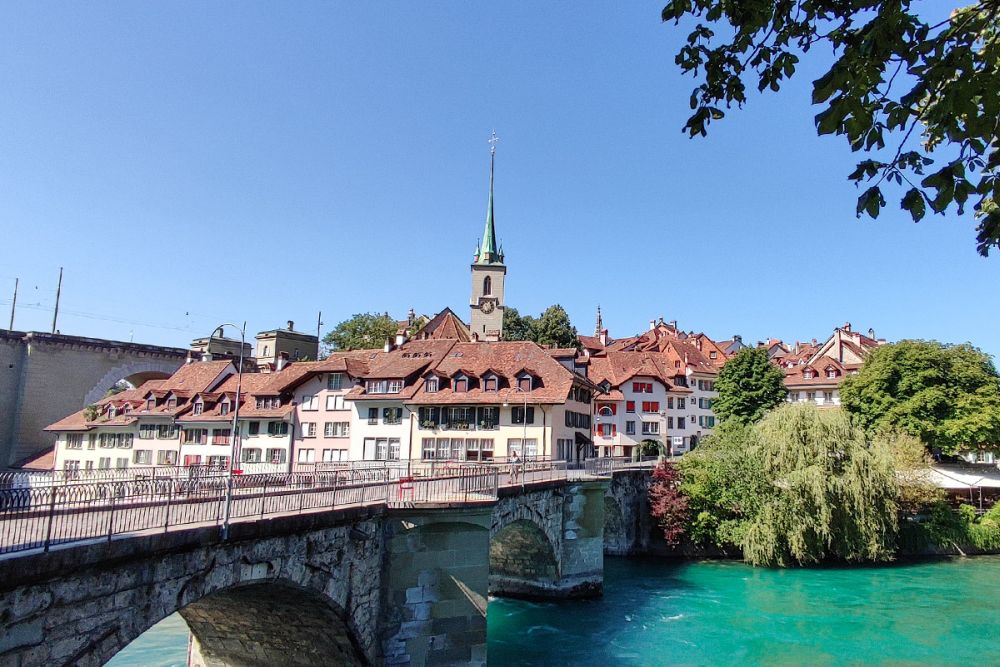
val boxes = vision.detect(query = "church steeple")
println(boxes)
[595,305,604,337]
[476,130,503,265]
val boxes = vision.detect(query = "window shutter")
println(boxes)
[526,407,535,424]
[610,404,617,415]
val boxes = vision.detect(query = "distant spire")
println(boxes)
[595,305,603,337]
[478,130,501,264]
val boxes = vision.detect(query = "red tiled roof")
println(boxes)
[11,448,55,470]
[418,308,471,342]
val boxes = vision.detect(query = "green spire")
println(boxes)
[477,131,502,264]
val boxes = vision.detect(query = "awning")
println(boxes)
[575,431,593,446]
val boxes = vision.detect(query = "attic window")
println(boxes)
[803,369,815,379]
[193,401,204,416]
[454,377,468,393]
[425,377,439,393]
[484,376,498,392]
[387,380,403,394]
[146,398,154,411]
[709,351,718,359]
[107,406,117,418]
[167,397,177,408]
[518,376,532,392]
[220,401,230,416]
[827,369,837,378]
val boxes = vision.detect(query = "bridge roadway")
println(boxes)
[0,461,654,666]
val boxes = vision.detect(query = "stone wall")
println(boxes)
[605,469,653,556]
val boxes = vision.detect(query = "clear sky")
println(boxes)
[1,2,997,360]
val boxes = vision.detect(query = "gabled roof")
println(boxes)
[418,308,472,342]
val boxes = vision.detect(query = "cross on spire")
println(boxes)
[488,129,499,156]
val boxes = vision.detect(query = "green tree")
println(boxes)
[534,305,580,349]
[680,404,900,566]
[661,0,1000,256]
[713,347,787,424]
[323,312,397,351]
[501,307,537,342]
[840,340,1000,455]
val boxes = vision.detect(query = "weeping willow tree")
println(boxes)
[742,405,899,566]
[681,403,902,566]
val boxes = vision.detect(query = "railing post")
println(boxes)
[107,487,116,543]
[164,480,173,533]
[298,474,305,514]
[43,485,57,553]
[260,478,268,519]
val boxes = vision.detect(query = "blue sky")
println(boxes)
[1,2,997,360]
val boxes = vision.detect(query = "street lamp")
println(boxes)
[210,322,246,541]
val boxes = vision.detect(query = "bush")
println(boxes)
[648,462,689,546]
[958,504,978,525]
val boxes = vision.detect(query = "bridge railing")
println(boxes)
[583,456,659,477]
[0,462,500,557]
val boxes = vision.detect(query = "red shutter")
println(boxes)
[611,424,617,436]
[610,403,617,415]
[626,401,635,413]
[651,402,659,412]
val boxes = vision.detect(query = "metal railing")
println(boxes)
[0,462,499,557]
[584,456,659,477]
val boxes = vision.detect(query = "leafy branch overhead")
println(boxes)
[662,0,1000,255]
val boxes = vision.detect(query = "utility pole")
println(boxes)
[316,311,323,341]
[8,278,17,330]
[51,267,63,334]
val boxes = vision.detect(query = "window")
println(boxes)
[507,438,538,458]
[678,398,686,410]
[807,392,816,402]
[327,373,344,391]
[98,457,111,470]
[248,421,260,436]
[421,438,436,460]
[88,433,97,449]
[804,369,815,379]
[698,398,713,409]
[138,425,156,440]
[642,401,660,413]
[626,401,635,413]
[267,448,287,464]
[388,438,400,460]
[133,450,152,465]
[267,421,290,437]
[511,406,535,424]
[823,391,834,404]
[632,382,653,393]
[212,428,231,445]
[667,416,674,429]
[66,433,83,449]
[166,397,177,409]
[220,402,230,416]
[484,376,498,392]
[324,421,350,437]
[425,377,439,393]
[625,421,636,435]
[375,438,388,460]
[383,408,403,425]
[208,455,229,468]
[182,454,202,466]
[788,392,800,402]
[418,407,441,427]
[448,406,474,428]
[365,380,386,394]
[518,376,532,392]
[667,397,674,409]
[387,380,403,394]
[146,397,155,411]
[368,407,378,425]
[156,424,177,439]
[709,351,718,359]
[454,377,469,393]
[302,422,316,438]
[242,448,262,463]
[301,395,318,411]
[326,395,345,411]
[642,421,660,435]
[181,429,206,445]
[827,369,837,378]
[192,401,204,416]
[678,417,685,429]
[596,423,617,437]
[297,449,315,464]
[483,275,492,295]
[157,450,178,465]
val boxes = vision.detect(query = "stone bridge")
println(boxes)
[0,473,651,666]
[0,331,188,467]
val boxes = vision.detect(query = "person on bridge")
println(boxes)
[509,451,521,485]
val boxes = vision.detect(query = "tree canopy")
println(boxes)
[840,340,1000,455]
[502,304,581,349]
[713,347,787,424]
[680,404,900,566]
[661,0,1000,255]
[322,312,397,352]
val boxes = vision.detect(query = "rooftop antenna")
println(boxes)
[8,278,17,330]
[51,267,63,334]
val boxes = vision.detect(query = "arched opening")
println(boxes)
[84,363,177,406]
[483,275,492,296]
[489,519,558,597]
[106,581,367,666]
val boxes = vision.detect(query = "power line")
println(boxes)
[0,300,203,334]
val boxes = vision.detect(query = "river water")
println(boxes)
[109,556,1000,666]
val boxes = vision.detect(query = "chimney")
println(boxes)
[843,322,851,332]
[868,327,875,339]
[200,351,213,362]
[734,335,742,343]
[287,320,294,331]
[649,320,656,331]
[276,351,289,371]
[395,332,406,347]
[215,326,224,338]
[471,332,479,342]
[384,337,394,352]
[812,338,817,346]
[186,351,195,364]
[669,320,677,329]
[599,329,608,346]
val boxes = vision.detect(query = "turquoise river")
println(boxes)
[108,555,1000,666]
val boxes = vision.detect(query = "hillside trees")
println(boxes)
[713,347,787,424]
[323,312,397,351]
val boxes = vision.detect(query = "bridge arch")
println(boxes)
[489,519,559,591]
[83,360,177,405]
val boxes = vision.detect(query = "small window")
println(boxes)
[454,377,468,393]
[483,275,492,296]
[425,377,439,393]
[518,376,532,392]
[484,376,498,392]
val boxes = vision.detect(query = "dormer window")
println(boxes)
[167,397,177,409]
[256,398,264,409]
[107,405,117,418]
[454,376,469,393]
[146,398,155,411]
[484,376,498,392]
[425,377,439,393]
[518,375,532,392]
[193,400,204,416]
[366,380,388,394]
[123,404,132,414]
[709,351,718,359]
[826,369,837,378]
[803,369,815,379]
[387,380,403,394]
[220,400,230,416]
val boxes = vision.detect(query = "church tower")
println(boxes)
[470,132,506,341]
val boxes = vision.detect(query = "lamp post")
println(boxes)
[210,322,246,541]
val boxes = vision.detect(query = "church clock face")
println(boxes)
[480,298,496,314]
